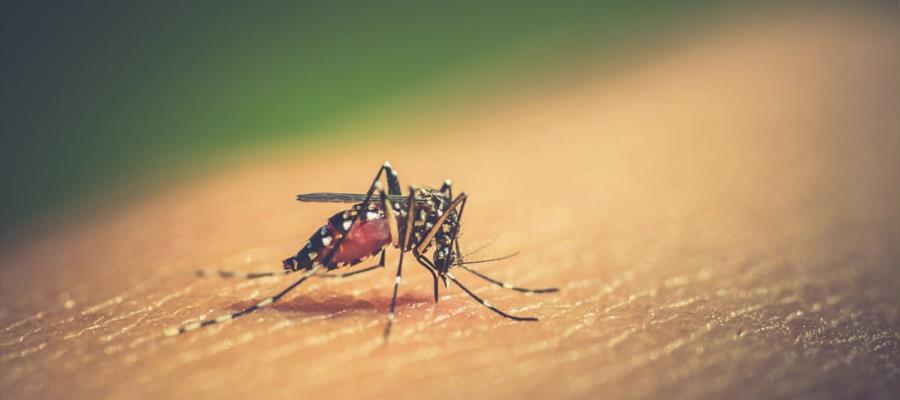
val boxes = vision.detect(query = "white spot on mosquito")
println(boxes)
[503,282,514,289]
[395,276,402,284]
[257,298,273,308]
[374,181,383,190]
[184,322,202,332]
[215,314,233,323]
[342,220,353,231]
[305,241,312,249]
[308,251,317,259]
[383,161,392,168]
[163,327,179,336]
[387,312,396,322]
[483,300,492,308]
[444,179,452,187]
[321,236,332,246]
[366,211,379,220]
[320,226,328,235]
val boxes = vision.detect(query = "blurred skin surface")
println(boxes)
[1,7,898,400]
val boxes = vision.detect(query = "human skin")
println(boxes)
[1,7,898,400]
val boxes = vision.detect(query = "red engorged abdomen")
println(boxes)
[330,218,391,265]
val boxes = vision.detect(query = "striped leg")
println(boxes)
[382,255,405,342]
[446,272,538,321]
[193,251,386,281]
[382,187,417,343]
[359,162,401,215]
[438,177,468,271]
[450,193,466,270]
[340,161,403,249]
[194,268,292,280]
[164,266,321,336]
[457,264,559,294]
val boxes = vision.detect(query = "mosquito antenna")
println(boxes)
[453,251,520,266]
[460,234,504,259]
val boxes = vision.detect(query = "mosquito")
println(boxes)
[164,162,558,341]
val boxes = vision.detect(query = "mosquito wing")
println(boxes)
[296,192,412,204]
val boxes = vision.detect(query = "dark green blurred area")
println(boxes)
[1,1,720,235]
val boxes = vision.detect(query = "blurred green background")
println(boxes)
[1,1,733,236]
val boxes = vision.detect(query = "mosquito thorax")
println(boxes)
[398,188,458,257]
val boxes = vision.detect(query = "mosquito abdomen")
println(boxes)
[284,204,392,271]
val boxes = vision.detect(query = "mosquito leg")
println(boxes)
[415,253,441,303]
[410,192,468,290]
[450,195,467,266]
[382,252,406,342]
[446,273,538,321]
[457,265,559,294]
[385,161,402,195]
[410,192,465,293]
[194,269,293,280]
[348,161,402,241]
[439,178,452,197]
[377,182,402,249]
[438,177,466,264]
[382,187,417,343]
[363,161,401,204]
[164,266,322,336]
[315,251,386,279]
[359,162,387,205]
